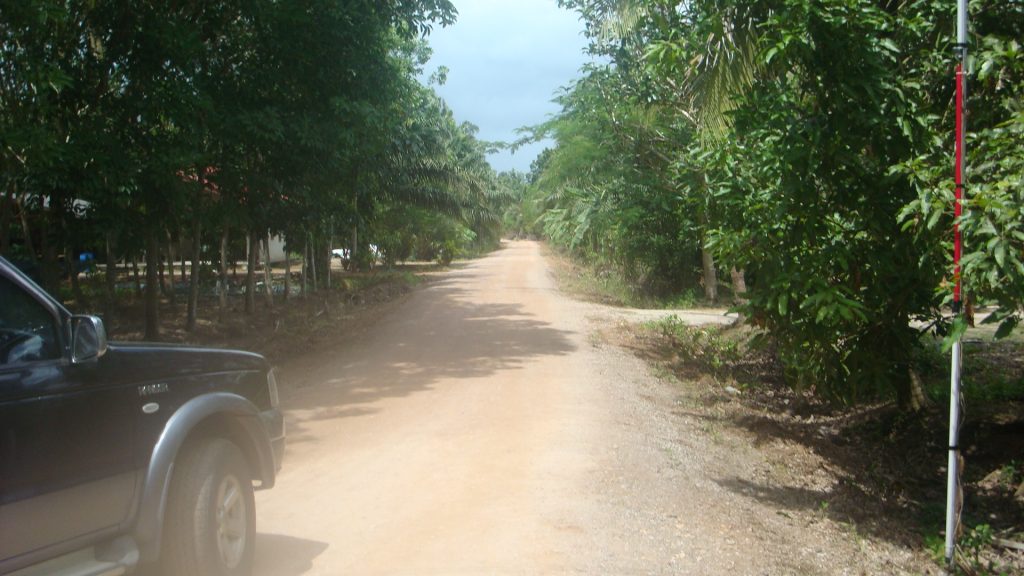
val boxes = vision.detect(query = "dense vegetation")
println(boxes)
[510,0,1023,409]
[0,0,511,338]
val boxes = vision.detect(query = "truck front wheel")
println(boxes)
[162,438,256,576]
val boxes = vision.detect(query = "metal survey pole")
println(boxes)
[944,0,968,571]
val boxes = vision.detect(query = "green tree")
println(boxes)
[540,0,1024,410]
[2,0,466,339]
[898,1,1024,340]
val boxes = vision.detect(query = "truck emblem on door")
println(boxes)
[138,383,169,397]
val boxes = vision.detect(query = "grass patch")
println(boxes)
[336,270,422,292]
[550,256,640,306]
[543,244,716,309]
[643,315,742,379]
[915,334,1024,405]
[662,289,701,309]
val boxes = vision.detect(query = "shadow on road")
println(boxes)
[252,533,329,576]
[277,262,578,446]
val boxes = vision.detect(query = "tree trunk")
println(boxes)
[730,268,747,301]
[701,244,718,303]
[179,234,187,286]
[165,234,176,304]
[65,246,85,308]
[144,229,160,340]
[166,232,176,288]
[105,231,117,306]
[157,234,167,296]
[17,195,38,266]
[283,240,291,302]
[324,243,331,290]
[131,256,142,297]
[39,198,60,295]
[57,195,83,306]
[301,237,308,297]
[310,233,318,291]
[219,226,229,311]
[696,177,718,304]
[158,253,167,296]
[245,230,256,315]
[897,368,928,413]
[0,183,13,255]
[351,227,358,270]
[262,232,273,310]
[729,268,748,325]
[326,221,333,290]
[186,217,202,332]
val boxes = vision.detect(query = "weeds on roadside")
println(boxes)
[926,523,1016,576]
[645,315,742,379]
[663,289,700,310]
[546,246,714,309]
[914,337,1024,404]
[338,270,422,292]
[544,249,637,306]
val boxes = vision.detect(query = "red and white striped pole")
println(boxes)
[944,0,968,571]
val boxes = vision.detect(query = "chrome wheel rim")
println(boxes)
[215,474,247,569]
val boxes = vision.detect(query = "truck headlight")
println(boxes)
[268,369,280,408]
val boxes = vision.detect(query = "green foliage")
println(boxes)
[915,337,1024,404]
[925,520,1015,576]
[0,0,516,334]
[898,16,1024,340]
[516,60,705,299]
[536,0,1024,409]
[646,315,741,378]
[551,251,645,307]
[665,289,700,310]
[700,0,945,405]
[337,270,422,293]
[957,523,1014,576]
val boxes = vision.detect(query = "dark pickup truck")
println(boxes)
[0,256,285,576]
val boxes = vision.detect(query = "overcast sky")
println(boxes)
[423,0,591,174]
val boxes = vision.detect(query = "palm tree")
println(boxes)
[590,0,768,303]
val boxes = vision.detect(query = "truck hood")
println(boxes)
[102,342,268,382]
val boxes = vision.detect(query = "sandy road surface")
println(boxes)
[252,240,917,576]
[254,240,698,575]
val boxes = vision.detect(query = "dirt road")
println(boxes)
[252,240,918,575]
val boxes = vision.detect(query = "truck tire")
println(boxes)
[161,438,255,576]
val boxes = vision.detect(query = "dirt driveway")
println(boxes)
[253,240,920,575]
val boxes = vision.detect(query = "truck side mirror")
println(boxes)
[71,315,108,363]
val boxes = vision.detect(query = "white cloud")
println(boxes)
[424,0,590,172]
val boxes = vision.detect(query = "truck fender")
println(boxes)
[133,392,275,563]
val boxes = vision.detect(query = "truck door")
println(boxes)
[0,272,136,564]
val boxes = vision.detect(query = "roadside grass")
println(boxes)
[338,269,423,292]
[542,244,716,309]
[548,251,642,307]
[915,324,1024,406]
[642,315,742,379]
